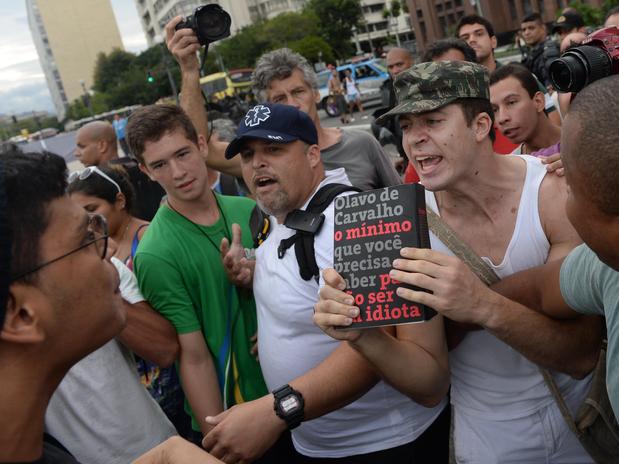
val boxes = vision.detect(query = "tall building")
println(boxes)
[134,0,253,47]
[406,0,596,53]
[355,0,415,54]
[243,0,414,55]
[26,0,124,120]
[245,0,307,21]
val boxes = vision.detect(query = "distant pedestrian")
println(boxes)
[113,114,130,156]
[327,67,350,124]
[75,120,165,221]
[343,69,364,119]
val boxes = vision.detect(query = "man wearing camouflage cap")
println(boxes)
[314,61,599,462]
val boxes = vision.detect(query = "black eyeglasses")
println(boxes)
[10,214,109,282]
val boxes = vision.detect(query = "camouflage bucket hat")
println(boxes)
[376,60,490,124]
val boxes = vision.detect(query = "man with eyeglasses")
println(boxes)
[0,150,223,464]
[1,150,126,462]
[74,121,165,221]
[46,165,180,463]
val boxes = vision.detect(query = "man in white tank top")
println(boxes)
[314,61,603,463]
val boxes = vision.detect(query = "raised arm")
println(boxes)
[164,17,241,178]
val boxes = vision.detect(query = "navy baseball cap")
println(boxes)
[224,103,318,159]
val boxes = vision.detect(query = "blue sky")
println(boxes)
[0,0,148,117]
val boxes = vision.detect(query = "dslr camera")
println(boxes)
[175,4,231,46]
[549,26,619,93]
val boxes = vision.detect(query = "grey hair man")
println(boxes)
[165,18,401,192]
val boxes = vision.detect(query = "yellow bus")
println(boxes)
[199,69,253,100]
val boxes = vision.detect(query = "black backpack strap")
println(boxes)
[279,183,360,281]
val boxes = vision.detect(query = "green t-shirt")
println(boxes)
[560,244,619,418]
[134,194,267,430]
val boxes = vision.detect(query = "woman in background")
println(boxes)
[68,165,192,440]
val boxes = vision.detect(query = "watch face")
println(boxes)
[280,394,300,414]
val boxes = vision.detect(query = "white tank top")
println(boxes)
[345,77,358,96]
[426,155,591,420]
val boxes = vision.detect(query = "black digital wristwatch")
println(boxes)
[272,384,305,430]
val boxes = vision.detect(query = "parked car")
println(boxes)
[317,59,389,117]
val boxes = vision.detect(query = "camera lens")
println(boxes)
[195,4,231,43]
[550,45,612,93]
[550,54,587,92]
[196,11,228,38]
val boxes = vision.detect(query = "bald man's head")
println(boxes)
[75,121,118,166]
[386,48,414,78]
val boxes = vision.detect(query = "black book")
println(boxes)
[333,183,436,329]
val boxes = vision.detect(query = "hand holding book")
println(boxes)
[313,268,364,342]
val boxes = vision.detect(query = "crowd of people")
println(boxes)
[2,6,619,464]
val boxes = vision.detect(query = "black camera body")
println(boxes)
[175,4,231,46]
[549,26,619,93]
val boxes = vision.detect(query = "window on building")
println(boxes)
[523,0,533,15]
[375,21,388,31]
[455,0,462,6]
[419,20,427,43]
[371,3,385,13]
[445,1,453,10]
[417,8,423,18]
[439,16,447,34]
[437,3,444,12]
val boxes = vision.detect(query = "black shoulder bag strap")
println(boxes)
[278,183,360,281]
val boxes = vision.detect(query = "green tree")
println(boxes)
[66,92,109,120]
[566,0,619,26]
[306,0,363,58]
[209,22,271,71]
[204,11,332,72]
[93,48,135,93]
[391,0,402,18]
[89,43,182,113]
[263,11,321,47]
[289,35,335,64]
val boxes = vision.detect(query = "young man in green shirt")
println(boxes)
[126,105,267,441]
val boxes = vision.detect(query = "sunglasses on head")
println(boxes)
[69,166,121,194]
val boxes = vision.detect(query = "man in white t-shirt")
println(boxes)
[315,61,601,463]
[200,102,449,463]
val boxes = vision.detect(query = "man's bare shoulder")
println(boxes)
[538,169,582,258]
[538,168,569,218]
